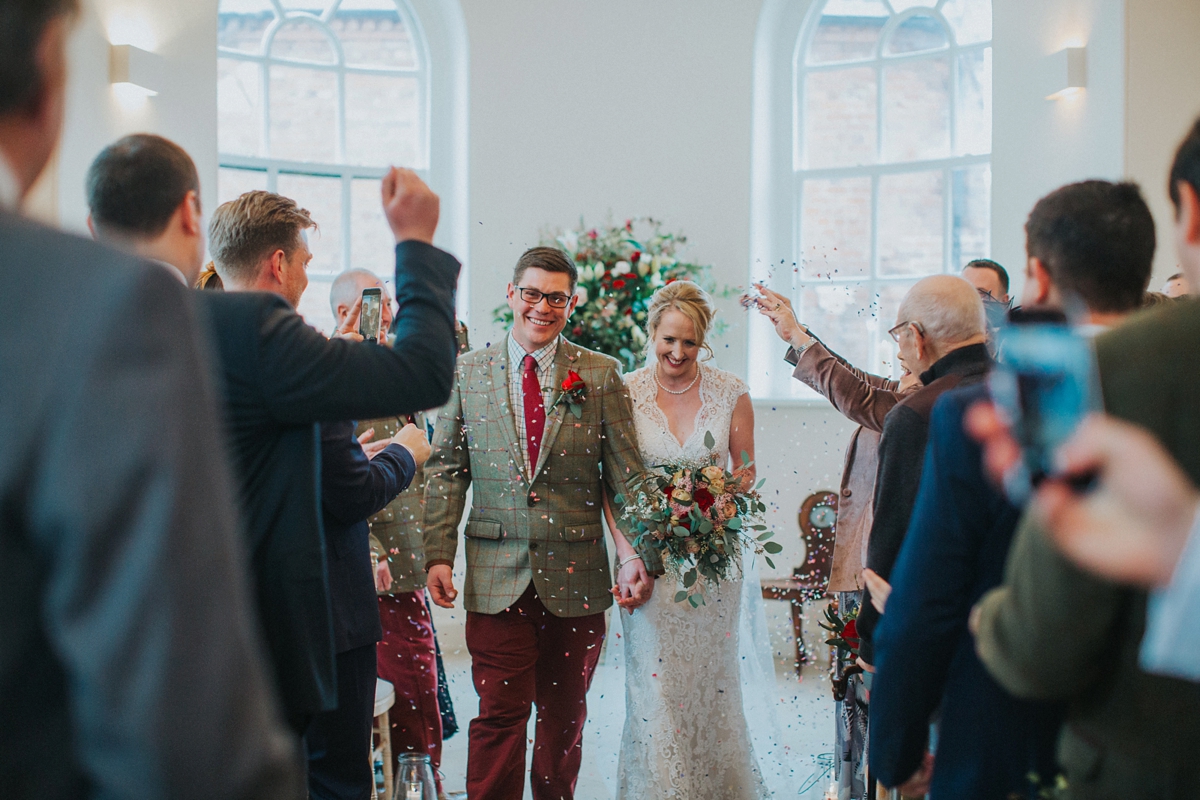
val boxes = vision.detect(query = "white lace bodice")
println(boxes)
[625,363,749,469]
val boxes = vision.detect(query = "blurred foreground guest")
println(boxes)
[1,4,299,797]
[855,275,991,664]
[86,135,460,738]
[307,417,429,799]
[870,179,1155,799]
[330,270,447,784]
[754,282,917,800]
[1163,271,1190,297]
[970,118,1200,799]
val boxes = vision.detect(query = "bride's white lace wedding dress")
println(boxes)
[616,363,774,800]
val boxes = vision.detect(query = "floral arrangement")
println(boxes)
[615,432,780,607]
[493,217,722,373]
[554,369,587,419]
[819,602,861,661]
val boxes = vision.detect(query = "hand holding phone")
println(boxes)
[358,287,383,343]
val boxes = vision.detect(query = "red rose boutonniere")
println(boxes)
[555,370,587,419]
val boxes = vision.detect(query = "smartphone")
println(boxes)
[988,320,1102,502]
[359,287,383,343]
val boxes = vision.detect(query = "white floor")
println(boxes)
[430,599,837,799]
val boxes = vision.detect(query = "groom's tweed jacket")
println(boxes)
[422,336,652,617]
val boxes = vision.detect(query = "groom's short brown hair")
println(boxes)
[513,247,577,291]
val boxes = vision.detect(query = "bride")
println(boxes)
[603,280,778,799]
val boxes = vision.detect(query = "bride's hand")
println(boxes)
[615,557,654,612]
[731,466,755,493]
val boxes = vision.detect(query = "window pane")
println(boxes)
[941,0,992,45]
[798,283,873,370]
[806,1,889,64]
[875,280,918,376]
[887,0,935,11]
[350,178,396,279]
[883,13,948,55]
[804,67,877,169]
[296,276,337,335]
[278,0,329,12]
[268,65,338,162]
[277,173,343,276]
[345,74,421,167]
[878,170,944,276]
[335,0,419,70]
[952,163,990,267]
[882,57,950,162]
[269,18,337,63]
[218,167,267,204]
[218,1,273,54]
[799,177,872,280]
[955,48,991,156]
[218,58,262,157]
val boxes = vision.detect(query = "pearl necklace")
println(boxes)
[654,362,701,395]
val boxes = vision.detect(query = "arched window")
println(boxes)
[749,0,991,397]
[217,0,433,331]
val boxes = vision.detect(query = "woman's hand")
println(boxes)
[612,557,654,613]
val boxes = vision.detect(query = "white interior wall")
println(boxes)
[1124,0,1200,288]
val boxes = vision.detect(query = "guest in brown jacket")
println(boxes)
[754,282,917,800]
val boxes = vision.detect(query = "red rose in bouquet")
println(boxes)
[693,486,715,513]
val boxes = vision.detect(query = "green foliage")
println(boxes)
[492,217,725,373]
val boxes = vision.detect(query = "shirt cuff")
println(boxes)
[1140,504,1200,680]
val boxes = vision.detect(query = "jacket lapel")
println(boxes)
[532,338,579,481]
[485,343,527,482]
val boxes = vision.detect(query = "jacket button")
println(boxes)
[529,542,539,551]
[841,488,852,497]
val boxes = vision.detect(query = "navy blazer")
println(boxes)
[196,241,459,723]
[870,385,1063,799]
[320,421,415,654]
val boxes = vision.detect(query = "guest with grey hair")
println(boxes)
[856,274,991,668]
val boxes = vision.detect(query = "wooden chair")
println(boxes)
[760,490,837,673]
[372,678,396,800]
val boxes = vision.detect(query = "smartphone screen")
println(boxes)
[988,322,1102,501]
[359,287,383,342]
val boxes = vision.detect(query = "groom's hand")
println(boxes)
[614,558,654,612]
[427,564,458,608]
[382,167,439,245]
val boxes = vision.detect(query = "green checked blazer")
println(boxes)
[422,336,654,617]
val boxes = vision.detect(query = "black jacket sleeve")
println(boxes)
[857,404,930,663]
[320,421,416,527]
[257,241,461,425]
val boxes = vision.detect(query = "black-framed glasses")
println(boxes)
[514,286,572,308]
[888,320,925,343]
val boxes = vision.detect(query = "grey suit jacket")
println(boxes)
[0,213,298,799]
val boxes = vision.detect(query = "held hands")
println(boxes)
[611,557,655,613]
[382,167,439,245]
[894,753,935,798]
[374,557,394,593]
[862,568,891,615]
[357,428,391,459]
[427,564,458,608]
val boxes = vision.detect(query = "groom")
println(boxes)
[423,247,655,799]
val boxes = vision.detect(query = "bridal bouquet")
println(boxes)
[615,432,781,607]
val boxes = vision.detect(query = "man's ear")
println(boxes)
[267,249,287,285]
[1027,257,1054,305]
[1178,180,1200,247]
[179,190,203,237]
[86,214,97,240]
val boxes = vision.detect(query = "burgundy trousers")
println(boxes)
[376,592,442,777]
[465,583,606,800]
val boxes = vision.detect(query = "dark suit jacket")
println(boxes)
[197,240,459,722]
[320,421,415,654]
[870,385,1063,798]
[0,213,298,798]
[858,343,991,662]
[976,301,1200,799]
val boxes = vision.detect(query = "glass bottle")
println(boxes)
[392,753,437,800]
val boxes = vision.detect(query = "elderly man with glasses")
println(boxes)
[855,274,992,670]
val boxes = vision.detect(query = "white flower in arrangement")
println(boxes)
[631,326,647,344]
[637,257,651,277]
[574,285,589,304]
[613,260,631,276]
[558,230,579,253]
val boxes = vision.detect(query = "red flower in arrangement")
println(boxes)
[694,486,715,512]
[562,370,585,392]
[572,326,584,337]
[843,618,860,647]
[631,250,641,264]
[624,219,633,232]
[613,279,626,289]
[588,229,598,240]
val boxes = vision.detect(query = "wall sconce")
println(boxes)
[1043,46,1087,100]
[109,43,162,97]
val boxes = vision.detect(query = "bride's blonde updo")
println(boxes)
[644,280,715,361]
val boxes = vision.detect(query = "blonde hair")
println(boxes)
[644,280,715,360]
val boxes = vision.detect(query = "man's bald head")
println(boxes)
[329,268,393,330]
[894,275,987,375]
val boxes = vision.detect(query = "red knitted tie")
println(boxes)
[522,354,546,471]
